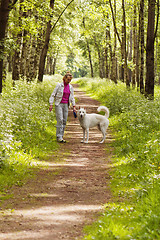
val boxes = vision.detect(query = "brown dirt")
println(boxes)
[0,84,113,240]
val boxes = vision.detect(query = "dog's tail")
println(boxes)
[97,106,109,118]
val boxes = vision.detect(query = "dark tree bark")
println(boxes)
[105,18,110,79]
[128,20,133,85]
[122,0,129,87]
[145,0,156,99]
[132,3,137,88]
[20,29,28,78]
[109,0,129,85]
[139,0,145,94]
[38,21,52,82]
[7,54,12,72]
[136,5,141,89]
[12,0,24,81]
[0,0,11,93]
[0,0,18,93]
[111,0,117,83]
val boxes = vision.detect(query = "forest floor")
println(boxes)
[0,84,113,240]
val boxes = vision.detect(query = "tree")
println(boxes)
[109,0,129,86]
[139,0,145,94]
[145,0,159,99]
[0,0,18,93]
[82,17,94,78]
[38,0,74,82]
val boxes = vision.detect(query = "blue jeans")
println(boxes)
[55,103,68,140]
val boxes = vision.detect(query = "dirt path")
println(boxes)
[0,84,113,240]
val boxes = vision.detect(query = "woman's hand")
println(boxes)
[49,105,53,112]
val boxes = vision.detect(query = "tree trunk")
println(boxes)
[27,38,37,81]
[111,0,117,83]
[145,0,155,99]
[0,0,10,93]
[7,54,12,72]
[122,0,129,87]
[46,56,50,75]
[132,3,137,88]
[20,29,28,78]
[53,48,59,75]
[25,36,32,81]
[83,17,94,78]
[48,56,52,75]
[33,32,43,79]
[140,0,145,94]
[136,6,141,89]
[38,21,52,82]
[105,19,110,79]
[94,37,103,78]
[101,51,106,78]
[87,41,94,78]
[20,8,28,79]
[12,1,24,81]
[109,0,123,82]
[120,24,125,82]
[12,34,22,81]
[38,0,55,82]
[38,0,74,82]
[105,47,109,78]
[128,21,132,84]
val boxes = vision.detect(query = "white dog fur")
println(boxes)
[77,106,109,143]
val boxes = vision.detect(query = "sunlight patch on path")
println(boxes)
[0,204,103,240]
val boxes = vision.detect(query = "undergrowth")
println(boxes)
[76,78,160,240]
[0,74,61,192]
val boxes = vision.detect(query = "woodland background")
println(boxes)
[0,0,160,99]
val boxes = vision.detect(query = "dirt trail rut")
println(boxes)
[0,84,113,240]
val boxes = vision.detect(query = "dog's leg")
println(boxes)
[99,127,106,143]
[84,128,89,143]
[81,128,85,143]
[99,135,105,143]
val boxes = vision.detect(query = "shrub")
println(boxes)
[0,74,60,191]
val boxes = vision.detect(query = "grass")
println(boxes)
[0,74,62,192]
[76,78,160,240]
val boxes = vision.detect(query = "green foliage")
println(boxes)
[76,78,160,239]
[0,74,60,191]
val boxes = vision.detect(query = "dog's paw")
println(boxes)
[84,141,88,144]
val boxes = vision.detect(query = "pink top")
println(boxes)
[60,82,70,104]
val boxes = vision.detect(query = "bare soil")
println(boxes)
[0,84,113,240]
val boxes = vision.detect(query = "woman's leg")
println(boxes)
[55,104,63,141]
[62,104,68,139]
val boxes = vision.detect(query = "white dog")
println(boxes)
[78,106,109,143]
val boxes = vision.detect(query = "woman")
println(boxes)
[49,72,76,143]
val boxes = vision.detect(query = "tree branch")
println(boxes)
[154,0,159,40]
[109,0,122,46]
[50,0,74,33]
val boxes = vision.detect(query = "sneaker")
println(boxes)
[57,139,66,143]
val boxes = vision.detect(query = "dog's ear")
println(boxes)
[79,106,80,109]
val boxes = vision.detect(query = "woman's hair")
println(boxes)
[63,71,73,81]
